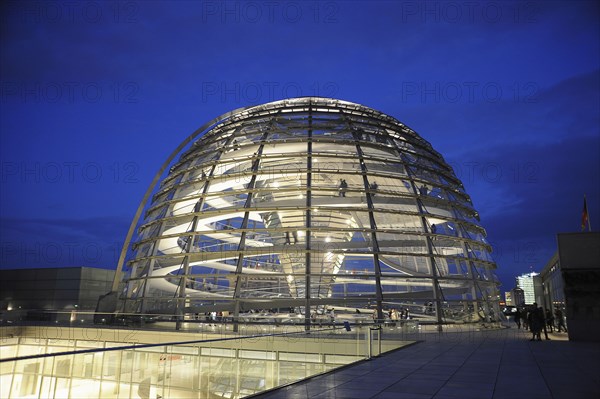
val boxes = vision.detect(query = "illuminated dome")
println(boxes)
[116,97,500,326]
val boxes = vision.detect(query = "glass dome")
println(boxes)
[116,97,500,326]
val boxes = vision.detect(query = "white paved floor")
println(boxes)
[253,327,600,399]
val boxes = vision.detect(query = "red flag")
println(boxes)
[581,196,589,231]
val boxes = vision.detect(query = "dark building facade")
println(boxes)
[557,232,600,342]
[0,267,114,320]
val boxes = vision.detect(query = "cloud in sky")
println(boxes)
[0,0,598,292]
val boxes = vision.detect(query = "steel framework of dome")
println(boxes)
[114,97,501,327]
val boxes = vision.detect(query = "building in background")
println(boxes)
[506,287,525,307]
[516,272,543,305]
[512,287,525,307]
[540,251,565,310]
[0,267,114,322]
[504,291,514,306]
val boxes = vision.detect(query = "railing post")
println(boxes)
[366,327,372,359]
[376,326,381,356]
[367,325,382,359]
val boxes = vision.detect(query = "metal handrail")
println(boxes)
[0,326,341,363]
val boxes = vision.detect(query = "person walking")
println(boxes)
[339,179,348,197]
[527,303,543,341]
[545,308,555,333]
[513,308,522,329]
[540,307,551,340]
[555,307,567,332]
[369,181,378,196]
[522,307,529,330]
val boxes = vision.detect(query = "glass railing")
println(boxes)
[1,323,417,399]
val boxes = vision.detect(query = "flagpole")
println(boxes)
[583,194,592,232]
[588,196,592,232]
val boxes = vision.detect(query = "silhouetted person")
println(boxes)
[369,181,378,196]
[541,308,551,340]
[513,308,521,329]
[555,307,567,332]
[522,308,529,330]
[528,303,544,341]
[338,179,348,197]
[545,308,554,333]
[284,231,298,245]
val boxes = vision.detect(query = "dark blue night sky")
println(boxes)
[1,1,598,292]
